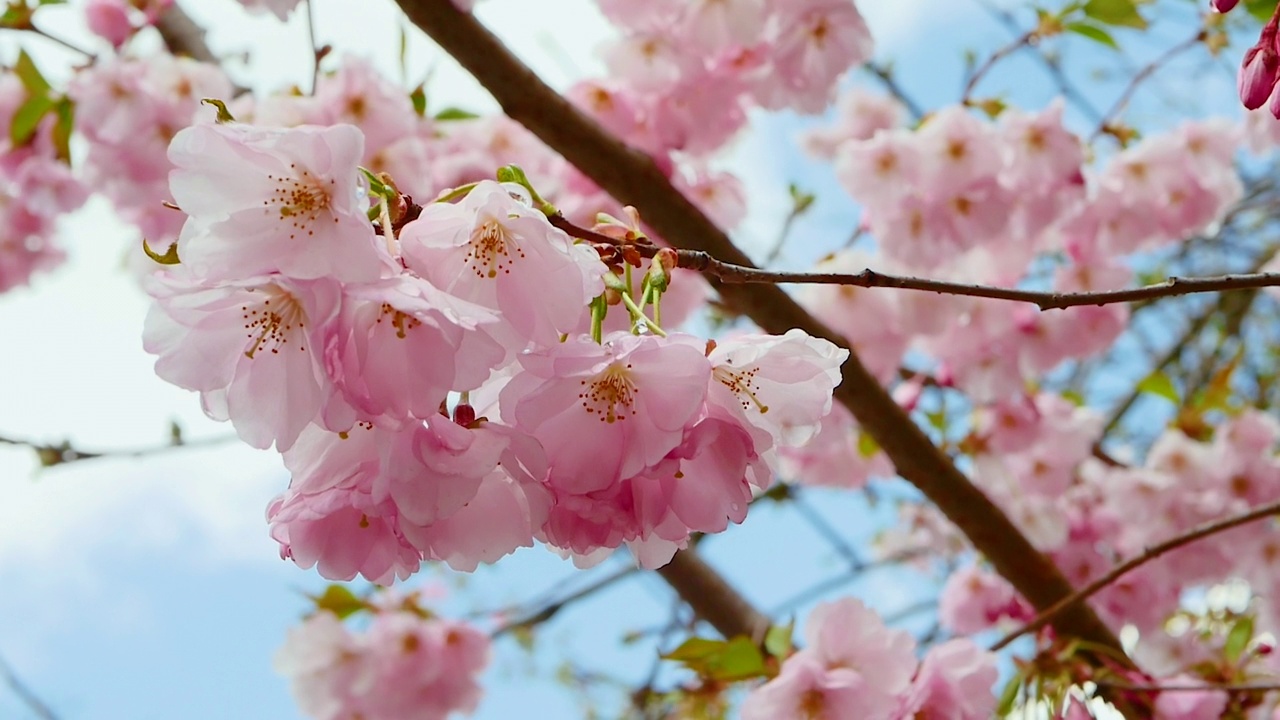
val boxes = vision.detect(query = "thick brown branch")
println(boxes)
[154,3,218,64]
[992,499,1280,651]
[655,550,769,643]
[394,0,1129,665]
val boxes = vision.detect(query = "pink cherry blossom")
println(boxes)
[501,332,711,493]
[897,639,999,720]
[85,0,134,47]
[268,482,421,586]
[705,329,848,450]
[169,122,388,283]
[274,612,364,720]
[324,276,504,428]
[743,597,916,720]
[399,180,607,350]
[143,271,341,451]
[939,564,1033,634]
[756,0,874,113]
[314,57,421,161]
[1153,674,1228,719]
[275,609,490,720]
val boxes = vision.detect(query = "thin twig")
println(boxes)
[0,433,238,467]
[1092,31,1205,141]
[863,63,925,121]
[0,651,56,720]
[962,30,1035,103]
[25,25,94,59]
[972,0,1103,124]
[1093,679,1280,694]
[491,565,639,638]
[305,0,324,95]
[549,212,1280,311]
[992,499,1280,651]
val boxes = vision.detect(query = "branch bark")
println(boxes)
[154,2,218,64]
[992,499,1280,652]
[656,550,769,643]
[549,213,1280,311]
[393,0,1129,664]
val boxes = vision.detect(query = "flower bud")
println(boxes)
[1239,38,1280,110]
[1210,0,1239,12]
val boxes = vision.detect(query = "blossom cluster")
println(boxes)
[910,397,1280,686]
[276,603,489,720]
[574,0,873,160]
[0,71,86,293]
[741,597,999,720]
[68,54,233,241]
[142,119,847,582]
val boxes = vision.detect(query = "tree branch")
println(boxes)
[0,651,56,720]
[992,499,1280,652]
[0,433,237,467]
[549,213,1280,311]
[655,550,769,643]
[393,0,1129,665]
[153,2,218,64]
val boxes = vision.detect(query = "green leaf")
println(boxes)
[310,584,366,619]
[663,637,723,661]
[1083,0,1148,29]
[9,93,53,147]
[764,621,793,659]
[0,3,33,29]
[201,98,236,124]
[661,636,768,682]
[433,106,479,121]
[1065,21,1119,49]
[787,183,815,215]
[1061,389,1086,407]
[707,637,766,681]
[996,670,1024,715]
[51,97,72,163]
[1137,371,1179,404]
[857,431,880,458]
[409,84,426,117]
[142,237,181,265]
[1245,0,1279,23]
[14,49,51,96]
[1225,615,1254,664]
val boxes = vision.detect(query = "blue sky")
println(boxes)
[0,1,1256,718]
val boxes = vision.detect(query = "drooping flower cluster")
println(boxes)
[67,54,233,242]
[142,118,847,580]
[276,603,489,720]
[741,597,999,720]
[577,0,874,161]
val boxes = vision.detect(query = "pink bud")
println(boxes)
[1211,0,1240,12]
[86,0,134,47]
[453,403,476,428]
[1239,40,1280,111]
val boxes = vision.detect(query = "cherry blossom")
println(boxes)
[275,608,490,720]
[143,271,342,451]
[399,180,607,350]
[169,122,388,283]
